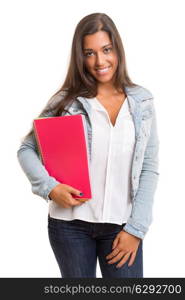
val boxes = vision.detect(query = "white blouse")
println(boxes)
[49,97,136,225]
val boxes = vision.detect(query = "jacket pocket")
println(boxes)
[141,107,153,120]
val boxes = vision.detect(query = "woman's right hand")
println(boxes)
[48,183,89,208]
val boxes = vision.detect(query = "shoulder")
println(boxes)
[48,90,67,107]
[38,90,67,118]
[125,84,154,101]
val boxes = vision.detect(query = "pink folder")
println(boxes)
[33,115,92,199]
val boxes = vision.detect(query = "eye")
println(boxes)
[84,51,94,57]
[104,47,112,53]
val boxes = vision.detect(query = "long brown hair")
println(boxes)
[23,12,137,141]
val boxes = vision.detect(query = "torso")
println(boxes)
[96,93,126,126]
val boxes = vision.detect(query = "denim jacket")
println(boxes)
[17,85,160,239]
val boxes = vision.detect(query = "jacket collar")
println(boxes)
[76,85,153,139]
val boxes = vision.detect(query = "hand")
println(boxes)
[106,230,141,268]
[48,183,89,208]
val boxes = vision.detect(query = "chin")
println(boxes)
[96,77,114,84]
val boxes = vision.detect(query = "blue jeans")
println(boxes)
[48,215,143,278]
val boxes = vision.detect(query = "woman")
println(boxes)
[17,13,159,278]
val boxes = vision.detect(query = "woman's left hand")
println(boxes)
[106,230,141,268]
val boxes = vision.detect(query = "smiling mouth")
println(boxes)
[95,66,111,74]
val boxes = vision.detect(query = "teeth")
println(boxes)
[96,67,110,73]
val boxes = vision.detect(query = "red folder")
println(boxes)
[33,115,92,199]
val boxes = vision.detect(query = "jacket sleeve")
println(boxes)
[124,101,160,239]
[16,93,67,201]
[17,132,61,201]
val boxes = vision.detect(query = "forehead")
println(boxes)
[83,31,112,49]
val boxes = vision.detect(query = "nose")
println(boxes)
[95,52,105,67]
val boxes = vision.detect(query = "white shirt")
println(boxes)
[49,97,136,225]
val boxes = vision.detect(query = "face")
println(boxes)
[83,31,118,85]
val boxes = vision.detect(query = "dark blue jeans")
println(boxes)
[48,215,143,278]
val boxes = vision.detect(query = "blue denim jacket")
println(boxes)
[17,85,159,239]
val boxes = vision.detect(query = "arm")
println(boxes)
[124,102,160,239]
[17,132,61,201]
[17,93,67,201]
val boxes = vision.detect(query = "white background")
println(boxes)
[0,0,185,277]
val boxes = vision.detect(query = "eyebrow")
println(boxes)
[83,43,112,51]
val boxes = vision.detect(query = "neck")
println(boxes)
[97,82,123,97]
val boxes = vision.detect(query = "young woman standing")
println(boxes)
[17,13,159,278]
